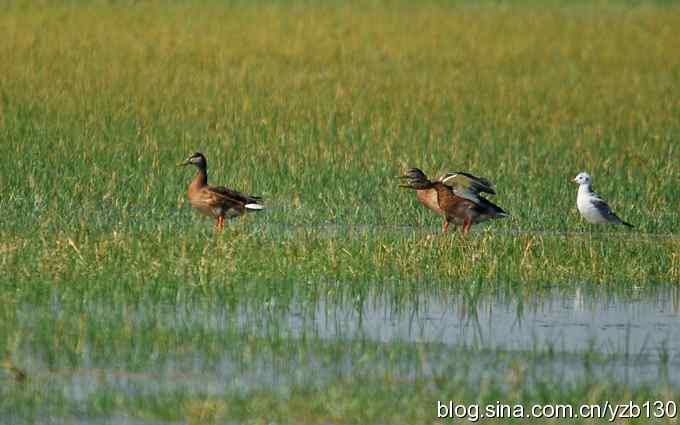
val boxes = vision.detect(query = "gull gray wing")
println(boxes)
[590,198,622,224]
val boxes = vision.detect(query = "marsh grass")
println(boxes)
[1,1,680,423]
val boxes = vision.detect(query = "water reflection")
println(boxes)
[244,285,680,357]
[8,284,680,425]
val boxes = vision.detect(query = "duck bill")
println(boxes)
[398,175,413,188]
[177,159,190,167]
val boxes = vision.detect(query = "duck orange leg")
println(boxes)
[462,217,472,236]
[214,216,225,231]
[442,218,449,233]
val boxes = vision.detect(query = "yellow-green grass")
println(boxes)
[1,1,680,423]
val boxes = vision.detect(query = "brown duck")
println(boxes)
[399,168,508,235]
[179,152,263,230]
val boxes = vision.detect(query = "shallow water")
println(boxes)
[5,285,680,424]
[313,286,680,354]
[181,284,680,386]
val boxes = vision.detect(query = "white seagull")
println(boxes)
[573,172,633,228]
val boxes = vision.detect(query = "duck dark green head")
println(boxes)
[179,152,207,169]
[399,167,432,190]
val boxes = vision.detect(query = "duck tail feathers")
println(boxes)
[480,198,509,218]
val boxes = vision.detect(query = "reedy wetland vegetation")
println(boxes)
[1,1,680,423]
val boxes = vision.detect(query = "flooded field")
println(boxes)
[2,1,680,423]
[3,285,679,424]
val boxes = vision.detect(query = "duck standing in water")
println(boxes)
[399,168,508,235]
[179,152,263,230]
